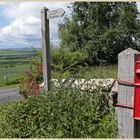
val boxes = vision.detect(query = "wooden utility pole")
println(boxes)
[117,48,140,138]
[41,7,51,91]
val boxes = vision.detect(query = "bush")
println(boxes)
[0,87,117,138]
[18,71,40,98]
[51,48,88,78]
[18,51,43,98]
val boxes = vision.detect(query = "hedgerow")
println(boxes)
[0,86,117,138]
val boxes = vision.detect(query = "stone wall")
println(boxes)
[40,78,118,106]
[40,78,118,93]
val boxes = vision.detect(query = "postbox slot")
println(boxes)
[136,69,140,74]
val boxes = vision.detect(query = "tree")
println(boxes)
[59,2,140,65]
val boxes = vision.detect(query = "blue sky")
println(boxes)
[0,5,11,27]
[0,2,140,49]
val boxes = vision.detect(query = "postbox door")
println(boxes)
[133,61,140,120]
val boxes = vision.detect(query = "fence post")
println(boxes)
[117,48,140,138]
[41,7,51,91]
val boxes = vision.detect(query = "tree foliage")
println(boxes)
[51,48,88,78]
[59,2,140,65]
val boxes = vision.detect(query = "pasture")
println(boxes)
[0,49,36,87]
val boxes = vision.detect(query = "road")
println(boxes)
[0,88,24,104]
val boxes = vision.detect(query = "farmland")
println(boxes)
[0,49,37,87]
[0,49,118,88]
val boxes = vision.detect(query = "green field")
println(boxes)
[0,49,36,87]
[0,50,35,55]
[0,64,30,87]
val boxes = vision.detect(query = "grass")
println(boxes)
[0,64,30,87]
[52,65,117,79]
[0,49,34,88]
[0,60,30,65]
[0,84,19,89]
[79,65,117,79]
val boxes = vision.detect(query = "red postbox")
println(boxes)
[111,60,140,120]
[133,61,140,120]
[114,61,140,120]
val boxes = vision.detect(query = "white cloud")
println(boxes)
[0,2,71,48]
[3,2,70,19]
[0,16,41,47]
[2,16,40,35]
[137,2,140,12]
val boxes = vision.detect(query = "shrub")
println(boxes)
[18,51,43,98]
[0,87,117,138]
[51,48,88,78]
[29,50,43,84]
[18,70,40,98]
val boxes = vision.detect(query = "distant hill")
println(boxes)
[0,47,42,52]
